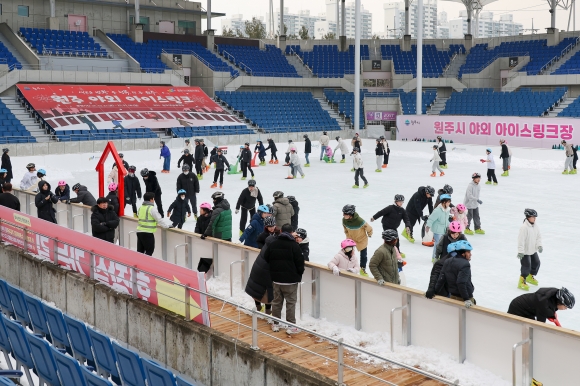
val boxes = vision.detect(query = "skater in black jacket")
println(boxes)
[265,138,278,163]
[437,136,447,168]
[303,134,311,166]
[403,186,435,242]
[141,168,163,217]
[508,287,574,323]
[371,194,411,257]
[432,240,475,308]
[235,179,263,234]
[240,143,254,180]
[167,190,191,229]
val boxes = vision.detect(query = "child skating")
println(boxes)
[375,139,384,172]
[481,148,498,185]
[342,204,373,276]
[167,189,191,229]
[323,145,335,163]
[463,173,485,235]
[255,140,267,166]
[286,149,305,179]
[499,139,510,176]
[352,147,368,188]
[562,140,574,174]
[517,208,543,291]
[334,136,349,163]
[450,203,468,232]
[381,136,390,168]
[430,145,444,177]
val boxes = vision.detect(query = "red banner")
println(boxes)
[16,84,240,131]
[0,206,211,327]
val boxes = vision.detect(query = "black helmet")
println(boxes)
[557,287,575,309]
[244,142,249,146]
[182,164,190,171]
[273,191,284,199]
[425,186,435,196]
[184,149,190,154]
[211,191,224,200]
[118,153,124,158]
[472,172,481,179]
[248,179,256,187]
[335,136,340,141]
[264,216,277,227]
[432,145,438,149]
[185,139,190,143]
[160,141,165,145]
[323,131,327,135]
[394,194,405,202]
[437,135,442,140]
[140,168,149,177]
[379,135,385,140]
[288,139,293,143]
[303,134,308,138]
[352,147,360,153]
[442,184,454,194]
[2,148,8,153]
[72,183,81,191]
[382,229,399,242]
[128,165,137,172]
[342,204,356,215]
[295,228,307,239]
[524,208,538,218]
[26,163,35,169]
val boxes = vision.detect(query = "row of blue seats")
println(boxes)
[381,44,462,78]
[0,137,36,144]
[559,96,580,116]
[217,44,299,77]
[0,42,21,71]
[0,278,196,386]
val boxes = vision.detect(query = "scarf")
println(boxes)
[342,213,366,230]
[250,187,259,198]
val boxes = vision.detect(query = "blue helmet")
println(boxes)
[257,204,270,213]
[439,194,452,201]
[0,169,6,173]
[486,148,492,153]
[447,240,473,253]
[177,189,186,195]
[38,169,46,175]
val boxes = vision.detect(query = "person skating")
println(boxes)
[437,136,447,169]
[194,202,213,235]
[319,131,330,161]
[434,184,454,208]
[210,148,230,188]
[182,138,194,155]
[35,181,58,223]
[352,147,368,188]
[112,153,129,172]
[432,240,476,308]
[160,141,171,173]
[403,185,435,242]
[499,139,510,176]
[370,194,411,258]
[177,149,194,171]
[194,139,205,179]
[200,139,209,172]
[481,148,497,185]
[303,134,311,166]
[287,149,305,179]
[54,180,70,203]
[516,208,543,291]
[562,140,575,174]
[141,168,163,217]
[463,173,484,235]
[342,204,373,276]
[0,183,20,211]
[257,216,278,249]
[272,191,294,228]
[202,191,232,241]
[240,143,254,181]
[328,239,360,276]
[284,140,298,165]
[288,195,299,231]
[176,165,200,219]
[123,166,142,216]
[294,228,309,261]
[236,179,264,234]
[351,133,362,149]
[167,189,191,229]
[426,194,452,262]
[334,136,349,163]
[240,205,271,248]
[369,229,400,285]
[1,148,12,183]
[136,192,170,255]
[450,204,468,232]
[374,139,384,172]
[265,138,278,164]
[572,143,578,174]
[430,144,444,177]
[255,140,267,166]
[91,197,120,243]
[323,145,335,163]
[20,163,38,191]
[70,183,97,207]
[508,287,574,324]
[425,229,467,298]
[381,136,390,168]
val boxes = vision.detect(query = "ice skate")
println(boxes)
[363,184,369,188]
[526,274,538,286]
[485,181,492,184]
[274,160,279,164]
[210,182,217,188]
[340,159,345,163]
[382,164,387,168]
[400,252,406,258]
[268,160,274,164]
[271,324,280,332]
[219,185,223,188]
[571,169,577,174]
[464,228,474,235]
[285,176,294,179]
[440,172,445,176]
[352,184,359,188]
[562,170,569,174]
[501,171,509,176]
[197,174,203,180]
[241,177,246,180]
[283,163,290,166]
[402,229,415,243]
[474,229,485,234]
[493,182,498,185]
[239,230,243,236]
[350,168,355,172]
[286,327,300,335]
[518,276,529,291]
[301,175,305,178]
[304,163,310,167]
[430,172,436,177]
[359,267,368,276]
[375,169,382,172]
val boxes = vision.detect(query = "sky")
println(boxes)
[201,0,579,36]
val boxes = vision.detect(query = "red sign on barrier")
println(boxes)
[0,206,211,327]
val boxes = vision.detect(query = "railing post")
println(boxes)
[89,253,96,280]
[512,337,530,386]
[354,280,361,331]
[242,250,249,288]
[390,305,407,352]
[458,308,466,363]
[185,235,193,269]
[522,325,533,386]
[161,229,167,261]
[130,266,139,299]
[402,293,411,346]
[119,219,125,247]
[82,207,90,233]
[127,231,136,250]
[251,307,259,351]
[23,228,28,252]
[337,338,344,385]
[229,260,244,297]
[184,284,191,321]
[212,242,219,277]
[311,268,320,319]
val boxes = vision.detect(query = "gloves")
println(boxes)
[332,266,340,276]
[480,159,486,163]
[517,253,524,259]
[168,225,175,229]
[100,222,106,226]
[187,213,191,217]
[235,209,239,214]
[125,197,130,202]
[228,166,231,171]
[464,300,473,308]
[477,200,483,205]
[538,246,543,253]
[200,234,206,240]
[347,267,358,273]
[377,279,385,286]
[425,289,435,299]
[449,216,454,222]
[370,217,374,222]
[167,212,171,217]
[422,215,429,221]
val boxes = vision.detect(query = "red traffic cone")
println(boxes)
[251,152,259,167]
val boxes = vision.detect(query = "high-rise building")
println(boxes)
[268,7,325,37]
[449,11,523,38]
[323,0,373,39]
[383,0,438,39]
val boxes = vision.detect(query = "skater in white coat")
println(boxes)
[352,147,368,188]
[430,145,444,177]
[287,149,305,179]
[334,136,349,163]
[517,208,543,291]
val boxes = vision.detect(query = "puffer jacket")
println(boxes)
[257,229,277,249]
[70,185,97,207]
[450,206,468,231]
[176,172,200,198]
[334,138,349,154]
[564,143,573,157]
[328,249,360,273]
[245,234,277,302]
[240,213,264,248]
[438,141,447,155]
[106,191,120,215]
[353,153,364,169]
[518,219,542,255]
[265,139,277,152]
[426,205,451,235]
[236,187,263,211]
[431,148,441,162]
[463,181,481,210]
[90,205,120,243]
[342,213,373,250]
[369,243,400,284]
[168,195,191,224]
[35,181,58,223]
[177,153,194,169]
[319,134,330,146]
[304,138,312,153]
[289,152,301,166]
[124,175,142,204]
[298,238,310,261]
[434,255,474,301]
[204,199,232,240]
[54,185,70,202]
[351,137,362,148]
[375,143,384,156]
[507,287,559,323]
[210,154,230,170]
[500,144,510,159]
[1,153,12,180]
[406,186,434,217]
[272,197,294,227]
[372,204,410,231]
[240,148,253,163]
[194,212,212,235]
[263,232,304,284]
[285,142,298,154]
[288,196,299,230]
[255,142,267,158]
[434,233,467,261]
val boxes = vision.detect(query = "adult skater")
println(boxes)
[437,136,447,168]
[562,140,575,174]
[517,208,543,291]
[375,139,384,172]
[200,139,209,172]
[426,194,452,262]
[463,173,484,235]
[380,136,390,168]
[182,138,193,154]
[572,143,578,174]
[167,190,191,229]
[328,239,360,276]
[287,149,305,179]
[351,133,362,149]
[319,131,330,161]
[160,141,171,173]
[481,148,497,185]
[70,183,97,207]
[20,163,37,191]
[284,140,298,165]
[430,144,444,177]
[35,181,58,223]
[255,140,267,166]
[240,205,271,248]
[303,134,311,166]
[500,139,510,177]
[210,148,230,188]
[194,139,205,179]
[112,153,129,172]
[288,195,299,231]
[432,240,475,308]
[177,149,194,171]
[403,185,435,242]
[342,204,373,276]
[240,143,254,180]
[334,136,349,163]
[508,287,574,323]
[265,138,278,164]
[1,148,12,183]
[123,166,141,216]
[352,147,368,188]
[235,179,264,235]
[141,168,163,217]
[90,197,120,243]
[369,229,400,285]
[201,191,232,241]
[370,194,411,258]
[271,191,294,228]
[176,165,200,219]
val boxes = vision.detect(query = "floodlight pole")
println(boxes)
[207,0,211,31]
[416,0,423,115]
[354,0,361,130]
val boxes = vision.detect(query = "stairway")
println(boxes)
[315,97,350,130]
[0,30,30,66]
[549,96,576,117]
[214,48,250,76]
[427,96,449,115]
[545,42,580,74]
[442,54,466,78]
[213,99,258,133]
[91,34,115,59]
[1,97,50,142]
[285,54,313,78]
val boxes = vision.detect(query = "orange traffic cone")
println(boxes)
[251,152,259,167]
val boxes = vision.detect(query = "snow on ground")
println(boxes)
[9,139,579,384]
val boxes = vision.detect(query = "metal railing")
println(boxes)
[463,51,530,75]
[539,36,580,75]
[288,47,315,77]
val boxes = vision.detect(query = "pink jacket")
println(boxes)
[328,250,360,273]
[325,146,333,157]
[450,207,468,232]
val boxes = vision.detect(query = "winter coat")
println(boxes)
[369,243,400,284]
[123,176,142,205]
[1,153,12,180]
[0,192,20,211]
[90,205,120,243]
[299,238,310,261]
[334,139,349,154]
[194,212,212,235]
[382,141,390,155]
[54,185,70,202]
[106,191,120,215]
[245,234,277,302]
[143,171,162,195]
[112,160,129,172]
[352,153,364,169]
[240,213,264,248]
[257,230,276,249]
[285,143,298,154]
[263,232,304,284]
[325,146,333,157]
[449,207,468,232]
[342,213,373,251]
[428,253,452,297]
[204,199,232,240]
[240,148,253,163]
[194,144,205,160]
[272,197,294,227]
[177,153,194,169]
[289,152,301,166]
[70,185,97,207]
[160,145,171,158]
[168,195,191,224]
[507,287,559,323]
[176,172,200,198]
[434,233,467,261]
[372,205,410,231]
[319,135,330,146]
[426,205,451,235]
[434,255,474,301]
[518,219,542,255]
[20,171,38,191]
[264,139,277,152]
[564,143,573,157]
[351,137,362,148]
[406,186,434,217]
[463,181,481,210]
[288,196,299,230]
[108,165,118,184]
[304,138,312,153]
[328,249,360,273]
[35,181,58,223]
[500,144,510,159]
[236,187,263,210]
[375,143,384,156]
[431,148,441,162]
[255,142,267,158]
[210,154,230,170]
[438,141,447,155]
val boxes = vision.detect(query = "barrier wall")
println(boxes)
[12,189,580,385]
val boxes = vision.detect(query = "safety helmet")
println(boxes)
[433,145,438,149]
[524,208,538,218]
[118,153,124,158]
[449,221,462,233]
[58,180,67,187]
[140,168,149,177]
[37,169,46,176]
[394,194,405,202]
[2,148,8,153]
[448,240,473,254]
[128,165,137,172]
[303,134,308,138]
[342,204,356,215]
[72,183,81,191]
[177,189,186,195]
[211,191,224,200]
[295,228,307,239]
[257,204,270,213]
[472,172,481,179]
[335,136,340,141]
[341,239,357,249]
[456,204,466,211]
[26,163,35,169]
[182,164,190,171]
[556,287,575,309]
[425,186,435,196]
[486,148,492,153]
[382,229,399,242]
[108,182,118,191]
[442,184,453,194]
[439,194,452,202]
[288,139,293,143]
[184,149,190,154]
[273,191,284,199]
[264,216,277,227]
[200,202,212,210]
[0,169,7,174]
[248,179,256,187]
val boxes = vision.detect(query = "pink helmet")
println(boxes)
[108,182,118,191]
[449,221,462,233]
[456,204,466,211]
[58,180,66,187]
[341,239,357,249]
[200,202,212,210]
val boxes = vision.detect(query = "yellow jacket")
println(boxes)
[342,213,373,250]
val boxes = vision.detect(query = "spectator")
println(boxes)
[91,197,120,243]
[202,192,232,241]
[0,169,7,187]
[240,205,271,248]
[70,183,97,207]
[20,163,38,191]
[288,195,300,231]
[432,240,476,308]
[167,189,191,229]
[369,230,400,285]
[0,183,20,211]
[293,228,309,261]
[271,191,294,228]
[240,142,254,180]
[124,166,142,216]
[141,168,163,217]
[35,181,58,223]
[54,180,70,203]
[160,141,171,173]
[136,192,169,256]
[328,239,360,276]
[194,202,213,235]
[176,164,200,219]
[1,148,12,183]
[106,183,120,215]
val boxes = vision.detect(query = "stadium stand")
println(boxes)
[0,278,197,386]
[170,124,254,138]
[54,128,158,142]
[551,46,580,75]
[216,44,299,77]
[0,42,22,70]
[19,28,108,58]
[0,100,36,143]
[557,95,580,116]
[381,44,464,77]
[440,87,567,116]
[215,91,340,132]
[298,45,370,78]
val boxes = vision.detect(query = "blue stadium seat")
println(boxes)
[0,311,14,369]
[86,326,122,384]
[299,44,369,78]
[142,358,178,386]
[20,27,107,58]
[52,345,88,386]
[0,280,14,317]
[82,365,115,386]
[5,283,30,326]
[176,375,197,386]
[2,315,35,384]
[381,44,462,78]
[44,304,71,350]
[217,44,299,77]
[25,332,60,386]
[112,341,147,386]
[63,314,96,366]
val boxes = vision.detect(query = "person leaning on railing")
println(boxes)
[0,183,20,211]
[136,192,170,256]
[432,240,476,309]
[91,197,120,244]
